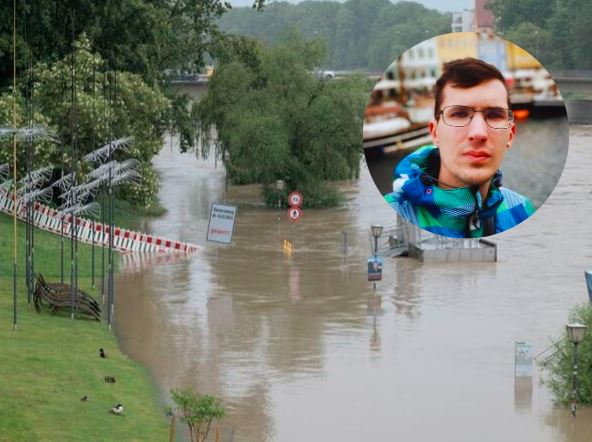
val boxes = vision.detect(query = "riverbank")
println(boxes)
[0,213,169,440]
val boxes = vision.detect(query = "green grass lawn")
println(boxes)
[0,213,169,441]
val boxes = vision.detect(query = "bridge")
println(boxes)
[552,70,592,95]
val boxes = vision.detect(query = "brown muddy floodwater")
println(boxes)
[114,125,592,442]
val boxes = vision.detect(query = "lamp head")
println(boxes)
[371,225,384,238]
[566,323,587,344]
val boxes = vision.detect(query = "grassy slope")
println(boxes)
[0,213,168,441]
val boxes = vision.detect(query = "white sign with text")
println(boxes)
[207,203,237,244]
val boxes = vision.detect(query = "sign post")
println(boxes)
[367,255,383,281]
[287,207,302,222]
[207,203,237,244]
[288,191,303,207]
[514,342,533,378]
[287,191,303,223]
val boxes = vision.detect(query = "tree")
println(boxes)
[505,22,553,65]
[0,36,169,208]
[542,303,592,405]
[196,31,367,208]
[168,389,226,442]
[219,0,452,70]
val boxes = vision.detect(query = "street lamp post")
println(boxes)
[276,180,284,221]
[370,225,383,292]
[224,150,230,202]
[566,322,587,417]
[371,225,383,255]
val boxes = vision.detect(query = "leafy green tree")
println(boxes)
[168,389,226,442]
[0,0,267,87]
[489,0,554,32]
[491,0,592,70]
[542,303,592,405]
[0,36,169,207]
[505,22,553,64]
[219,0,451,71]
[196,31,367,208]
[1,0,266,157]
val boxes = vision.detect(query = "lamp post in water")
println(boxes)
[566,322,587,417]
[276,179,284,221]
[371,225,383,255]
[370,225,383,292]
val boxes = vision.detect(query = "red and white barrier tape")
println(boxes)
[0,191,199,254]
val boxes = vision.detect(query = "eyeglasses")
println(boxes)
[438,105,514,129]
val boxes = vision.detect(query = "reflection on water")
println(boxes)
[114,126,592,442]
[366,116,569,208]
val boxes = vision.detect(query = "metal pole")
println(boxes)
[74,212,78,315]
[225,170,228,202]
[277,193,281,221]
[12,0,17,331]
[92,220,95,288]
[109,178,115,327]
[571,342,579,417]
[70,212,74,320]
[107,169,112,328]
[101,189,105,303]
[61,213,64,283]
[373,236,378,292]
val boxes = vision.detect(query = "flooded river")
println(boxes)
[114,123,592,442]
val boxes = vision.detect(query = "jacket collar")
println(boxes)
[393,145,504,219]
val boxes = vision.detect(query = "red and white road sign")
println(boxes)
[288,191,303,207]
[287,207,303,222]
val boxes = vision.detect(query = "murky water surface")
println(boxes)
[114,124,592,441]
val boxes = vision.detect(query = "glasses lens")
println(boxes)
[442,106,512,128]
[442,106,473,127]
[484,108,511,129]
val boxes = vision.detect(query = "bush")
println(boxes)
[168,389,226,442]
[541,303,592,405]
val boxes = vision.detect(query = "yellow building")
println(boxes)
[435,32,478,67]
[505,44,540,70]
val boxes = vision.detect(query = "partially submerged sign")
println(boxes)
[288,191,303,207]
[207,203,237,244]
[585,270,592,303]
[288,206,302,222]
[367,255,383,281]
[514,342,533,378]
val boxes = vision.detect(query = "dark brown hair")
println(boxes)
[433,58,510,119]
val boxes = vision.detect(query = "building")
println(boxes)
[474,0,495,34]
[436,32,478,65]
[397,38,440,90]
[452,10,474,33]
[477,33,507,72]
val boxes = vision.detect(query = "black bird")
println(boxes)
[110,404,124,415]
[104,376,116,383]
[99,348,106,358]
[81,395,88,401]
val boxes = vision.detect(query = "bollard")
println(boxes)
[341,230,348,256]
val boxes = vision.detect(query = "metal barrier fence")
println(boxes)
[0,190,199,254]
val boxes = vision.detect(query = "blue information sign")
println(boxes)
[367,255,383,281]
[585,270,592,303]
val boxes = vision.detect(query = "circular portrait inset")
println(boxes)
[363,33,568,238]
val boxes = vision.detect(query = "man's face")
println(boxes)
[428,79,516,189]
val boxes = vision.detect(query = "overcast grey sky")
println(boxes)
[229,0,474,13]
